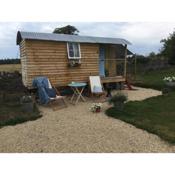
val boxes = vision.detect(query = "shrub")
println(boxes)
[108,92,127,111]
[162,87,171,95]
[109,92,127,104]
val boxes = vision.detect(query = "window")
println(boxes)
[67,42,81,59]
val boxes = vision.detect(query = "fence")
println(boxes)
[126,58,173,79]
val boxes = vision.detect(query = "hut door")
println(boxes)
[99,45,105,77]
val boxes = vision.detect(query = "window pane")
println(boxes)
[73,43,80,57]
[68,43,74,57]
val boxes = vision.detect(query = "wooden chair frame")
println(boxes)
[47,80,67,109]
[89,76,106,101]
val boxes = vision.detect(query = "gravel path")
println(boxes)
[0,87,175,153]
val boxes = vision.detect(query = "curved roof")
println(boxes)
[17,31,132,45]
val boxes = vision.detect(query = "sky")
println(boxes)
[0,22,175,58]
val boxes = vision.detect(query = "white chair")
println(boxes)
[89,76,106,97]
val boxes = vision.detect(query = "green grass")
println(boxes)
[106,67,175,143]
[106,92,175,143]
[134,67,175,90]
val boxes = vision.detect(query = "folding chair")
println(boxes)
[47,79,67,108]
[32,76,67,109]
[89,76,106,101]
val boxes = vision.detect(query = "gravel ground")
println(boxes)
[0,87,175,153]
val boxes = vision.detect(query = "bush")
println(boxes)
[0,72,42,128]
[108,92,127,111]
[162,87,171,95]
[109,92,127,104]
[0,72,27,93]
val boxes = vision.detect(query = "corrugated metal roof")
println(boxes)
[17,31,131,45]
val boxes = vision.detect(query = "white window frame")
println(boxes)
[67,42,81,59]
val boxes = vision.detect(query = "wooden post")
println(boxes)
[124,44,127,78]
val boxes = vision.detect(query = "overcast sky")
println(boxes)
[0,22,175,58]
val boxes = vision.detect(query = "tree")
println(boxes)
[53,25,79,35]
[148,52,158,60]
[0,58,20,64]
[149,52,156,57]
[160,30,175,64]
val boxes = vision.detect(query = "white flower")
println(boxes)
[90,103,102,112]
[163,76,175,82]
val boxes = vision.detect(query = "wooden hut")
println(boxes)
[16,31,132,88]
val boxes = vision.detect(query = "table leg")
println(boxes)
[70,88,77,102]
[75,88,81,104]
[79,87,86,101]
[74,87,86,104]
[70,86,86,105]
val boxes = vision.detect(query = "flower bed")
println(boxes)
[163,76,175,87]
[163,76,175,82]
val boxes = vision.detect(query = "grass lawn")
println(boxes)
[106,92,175,143]
[106,67,175,143]
[134,67,175,90]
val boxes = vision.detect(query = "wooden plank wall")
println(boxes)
[23,40,99,87]
[19,40,28,86]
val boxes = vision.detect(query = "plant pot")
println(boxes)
[21,102,34,113]
[114,102,124,111]
[165,82,175,87]
[95,107,101,113]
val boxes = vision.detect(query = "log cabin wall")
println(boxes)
[21,39,99,87]
[19,39,28,86]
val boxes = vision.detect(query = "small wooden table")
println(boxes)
[68,82,87,104]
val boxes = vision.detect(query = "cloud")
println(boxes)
[0,22,23,47]
[0,22,23,58]
[0,22,175,58]
[119,22,175,47]
[119,22,175,43]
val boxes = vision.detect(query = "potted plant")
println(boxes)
[108,92,127,111]
[163,76,175,87]
[90,103,102,113]
[68,60,81,67]
[20,95,34,112]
